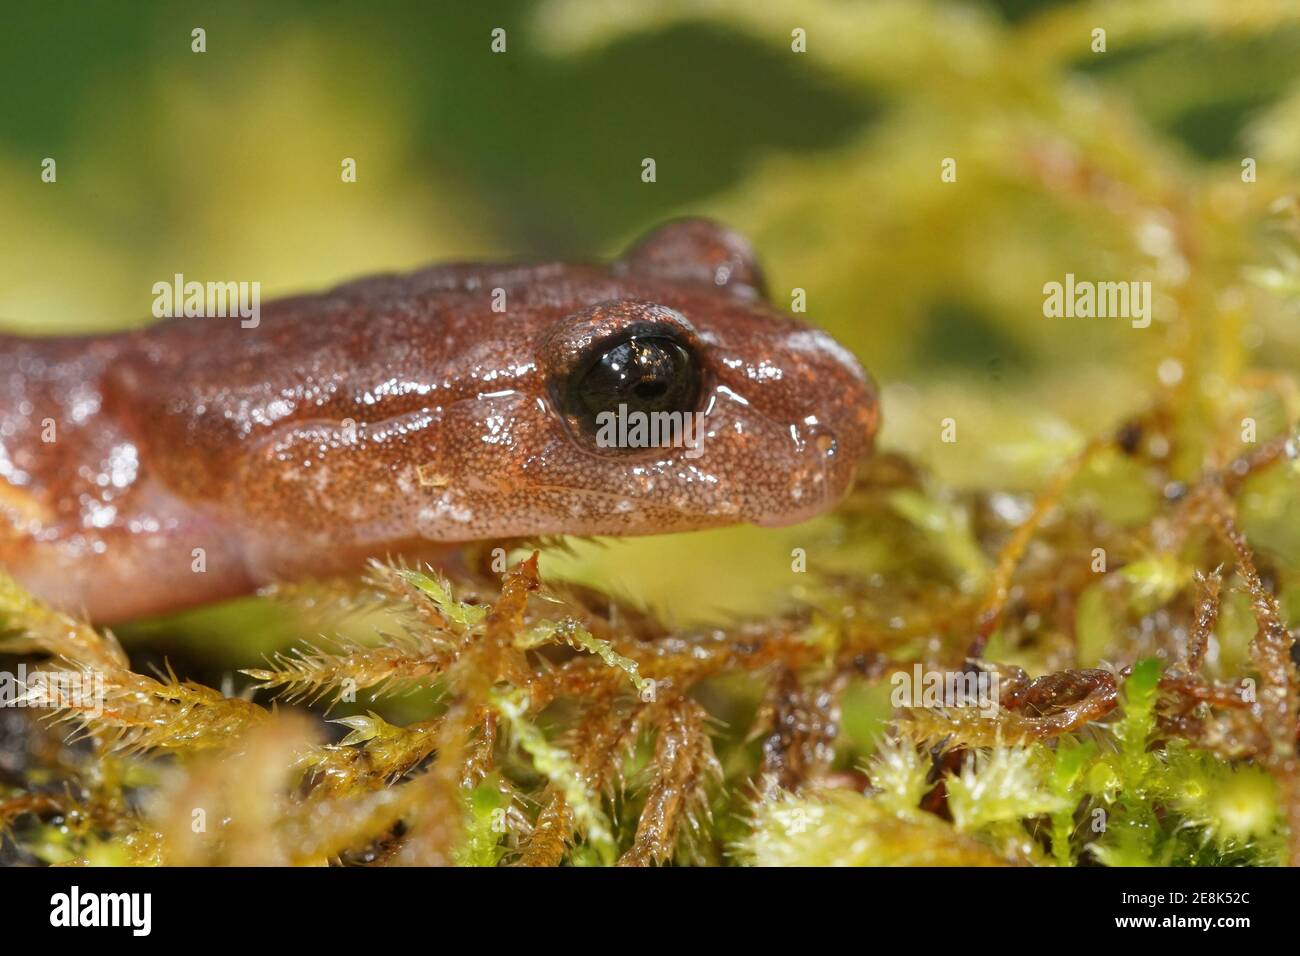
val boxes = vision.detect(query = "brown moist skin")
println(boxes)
[0,219,879,622]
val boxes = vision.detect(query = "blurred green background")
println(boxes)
[3,0,1300,643]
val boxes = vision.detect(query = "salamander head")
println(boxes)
[446,219,880,537]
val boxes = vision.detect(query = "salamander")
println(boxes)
[0,219,879,622]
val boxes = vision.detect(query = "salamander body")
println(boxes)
[0,220,878,621]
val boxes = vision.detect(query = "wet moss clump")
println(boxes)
[1,409,1297,865]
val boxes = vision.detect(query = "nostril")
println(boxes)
[814,432,837,457]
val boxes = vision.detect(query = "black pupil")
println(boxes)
[564,335,700,432]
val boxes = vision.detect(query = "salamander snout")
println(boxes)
[511,220,879,537]
[719,323,880,528]
[529,293,877,535]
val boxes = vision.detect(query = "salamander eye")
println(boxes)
[557,333,702,438]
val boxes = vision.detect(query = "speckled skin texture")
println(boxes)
[0,220,878,622]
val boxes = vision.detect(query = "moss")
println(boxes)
[2,419,1296,866]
